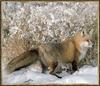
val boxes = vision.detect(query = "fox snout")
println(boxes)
[80,40,93,49]
[86,39,93,48]
[88,40,93,48]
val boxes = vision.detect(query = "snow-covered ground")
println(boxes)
[2,65,98,85]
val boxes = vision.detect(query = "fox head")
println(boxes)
[74,30,93,54]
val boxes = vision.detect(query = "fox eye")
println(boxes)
[86,39,89,42]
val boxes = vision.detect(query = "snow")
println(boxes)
[53,66,98,85]
[2,65,98,85]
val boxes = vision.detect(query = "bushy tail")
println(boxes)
[7,49,39,73]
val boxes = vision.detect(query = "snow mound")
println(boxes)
[2,65,98,85]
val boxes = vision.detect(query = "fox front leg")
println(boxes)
[71,60,79,74]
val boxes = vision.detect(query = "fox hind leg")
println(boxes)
[39,58,47,73]
[48,61,62,78]
[48,61,58,73]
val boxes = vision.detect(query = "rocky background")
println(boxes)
[1,1,98,70]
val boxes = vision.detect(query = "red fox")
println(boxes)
[7,30,93,78]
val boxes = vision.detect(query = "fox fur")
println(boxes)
[7,30,93,78]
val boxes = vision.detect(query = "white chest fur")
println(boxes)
[79,41,92,61]
[79,49,88,61]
